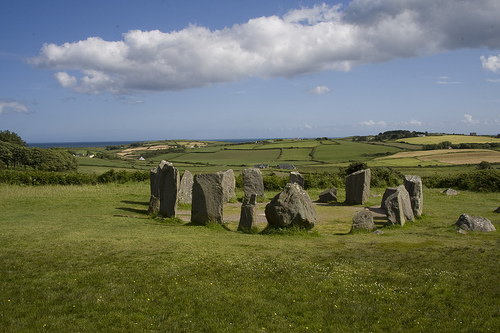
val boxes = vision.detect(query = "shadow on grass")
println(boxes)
[260,225,320,237]
[121,200,149,206]
[117,207,149,215]
[183,221,231,231]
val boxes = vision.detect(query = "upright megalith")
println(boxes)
[404,175,423,217]
[242,168,264,199]
[148,160,169,214]
[345,169,371,205]
[384,185,414,226]
[456,214,496,232]
[159,163,180,218]
[289,171,305,188]
[218,169,236,203]
[381,187,397,210]
[265,183,317,229]
[191,173,224,225]
[178,170,193,204]
[238,194,258,231]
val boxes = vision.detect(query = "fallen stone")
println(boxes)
[191,173,224,225]
[242,168,265,199]
[352,210,375,231]
[404,175,423,217]
[265,183,317,229]
[384,185,414,226]
[178,170,193,204]
[345,169,371,205]
[373,230,384,235]
[238,194,258,231]
[289,171,305,188]
[318,188,337,203]
[455,213,496,232]
[443,188,458,195]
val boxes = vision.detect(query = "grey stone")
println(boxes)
[352,210,375,231]
[238,194,258,231]
[345,169,371,205]
[404,175,423,217]
[457,229,467,235]
[218,169,236,203]
[443,188,458,195]
[318,188,338,203]
[494,207,500,213]
[265,183,317,229]
[148,160,170,214]
[384,185,414,226]
[455,213,496,232]
[178,170,193,204]
[159,163,180,218]
[242,168,265,199]
[289,171,304,188]
[380,187,397,210]
[191,173,224,225]
[373,229,384,235]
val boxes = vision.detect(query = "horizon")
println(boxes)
[1,0,500,143]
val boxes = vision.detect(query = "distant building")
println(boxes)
[277,163,295,170]
[470,132,477,136]
[254,164,268,169]
[139,156,145,161]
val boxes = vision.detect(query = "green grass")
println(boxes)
[171,149,281,165]
[1,183,499,332]
[313,141,402,163]
[279,148,313,161]
[398,134,500,145]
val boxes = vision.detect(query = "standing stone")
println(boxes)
[380,187,397,210]
[384,185,414,226]
[404,175,423,217]
[178,170,193,204]
[352,210,375,231]
[289,171,305,188]
[318,188,338,203]
[159,163,180,218]
[238,194,258,231]
[242,168,264,199]
[455,214,496,232]
[191,173,224,225]
[265,183,317,229]
[148,160,170,214]
[345,169,371,205]
[218,169,236,202]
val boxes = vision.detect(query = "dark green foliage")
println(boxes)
[341,161,368,176]
[423,141,500,150]
[0,130,26,146]
[304,172,343,189]
[477,161,492,170]
[0,169,148,186]
[424,169,500,192]
[262,173,289,191]
[370,167,404,187]
[0,142,78,171]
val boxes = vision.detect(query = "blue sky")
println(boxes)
[1,0,500,143]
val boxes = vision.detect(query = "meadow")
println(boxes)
[1,135,499,332]
[1,183,499,332]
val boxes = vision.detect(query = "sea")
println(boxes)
[27,138,276,149]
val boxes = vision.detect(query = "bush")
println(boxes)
[424,169,500,192]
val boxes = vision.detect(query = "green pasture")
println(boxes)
[254,139,322,149]
[171,149,281,166]
[1,183,499,332]
[312,141,402,163]
[279,148,313,161]
[398,134,500,145]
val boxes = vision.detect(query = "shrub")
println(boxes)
[424,169,500,192]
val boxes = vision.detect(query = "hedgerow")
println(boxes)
[423,169,500,192]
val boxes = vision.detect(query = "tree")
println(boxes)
[0,130,26,146]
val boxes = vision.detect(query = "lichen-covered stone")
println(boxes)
[345,169,371,205]
[455,214,496,232]
[404,175,423,217]
[191,173,224,225]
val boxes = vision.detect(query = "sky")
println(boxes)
[1,0,500,143]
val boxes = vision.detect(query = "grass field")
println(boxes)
[398,134,500,145]
[1,183,499,332]
[375,149,500,165]
[312,141,402,163]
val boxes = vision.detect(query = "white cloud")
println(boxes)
[462,114,479,125]
[408,119,422,126]
[487,78,500,83]
[360,120,386,127]
[0,99,30,115]
[310,85,330,95]
[29,0,500,94]
[304,124,312,129]
[481,53,500,73]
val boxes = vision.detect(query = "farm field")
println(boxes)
[375,149,500,165]
[398,134,500,145]
[1,183,499,332]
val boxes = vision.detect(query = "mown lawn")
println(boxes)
[1,183,499,332]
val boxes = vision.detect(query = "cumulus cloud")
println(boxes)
[408,119,422,126]
[310,85,330,95]
[462,114,479,125]
[0,99,30,115]
[29,0,500,94]
[481,53,500,73]
[360,120,387,127]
